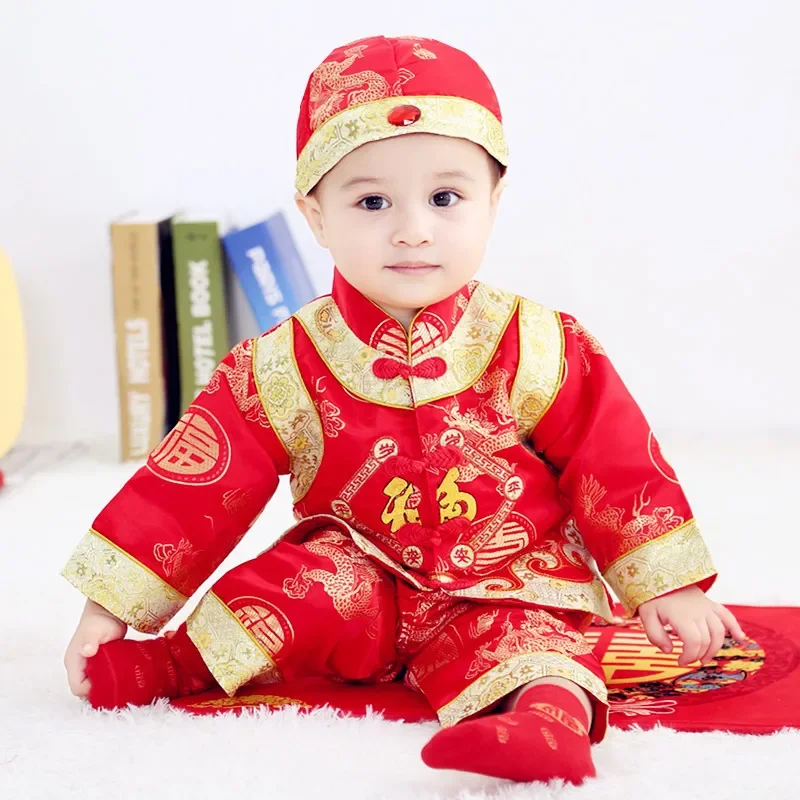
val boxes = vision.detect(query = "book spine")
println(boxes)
[109,222,166,461]
[171,221,230,413]
[158,220,181,430]
[222,229,278,330]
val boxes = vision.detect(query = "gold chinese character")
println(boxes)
[381,477,421,533]
[437,467,477,523]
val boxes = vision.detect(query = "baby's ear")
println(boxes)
[489,175,507,218]
[294,191,328,249]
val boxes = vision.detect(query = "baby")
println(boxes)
[63,35,745,786]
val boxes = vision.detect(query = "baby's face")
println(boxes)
[297,133,505,325]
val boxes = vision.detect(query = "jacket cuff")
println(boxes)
[61,528,187,633]
[603,520,717,616]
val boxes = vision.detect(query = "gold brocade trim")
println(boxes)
[294,283,518,408]
[604,520,717,616]
[436,652,608,729]
[410,288,518,405]
[510,300,565,439]
[186,592,282,696]
[348,528,426,590]
[294,299,412,408]
[444,563,614,623]
[352,521,613,619]
[296,95,509,195]
[253,322,323,503]
[60,528,187,634]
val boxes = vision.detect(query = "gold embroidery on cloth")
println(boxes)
[436,652,608,728]
[297,95,509,195]
[301,298,413,406]
[348,528,426,590]
[296,298,412,408]
[308,44,415,129]
[61,528,187,634]
[411,287,518,405]
[562,318,606,376]
[205,339,271,428]
[444,563,614,622]
[604,520,716,616]
[465,609,595,681]
[294,284,517,408]
[227,596,294,661]
[252,322,323,502]
[510,300,565,440]
[283,530,388,637]
[186,591,282,696]
[185,694,312,710]
[381,476,422,531]
[147,407,231,485]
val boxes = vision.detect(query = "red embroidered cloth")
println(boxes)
[173,604,800,734]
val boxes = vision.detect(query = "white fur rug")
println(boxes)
[1,439,798,800]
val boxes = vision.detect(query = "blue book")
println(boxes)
[222,212,316,331]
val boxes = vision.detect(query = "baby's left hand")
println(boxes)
[638,586,747,667]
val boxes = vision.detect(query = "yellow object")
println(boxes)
[0,248,26,457]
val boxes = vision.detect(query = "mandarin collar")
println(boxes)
[330,268,476,360]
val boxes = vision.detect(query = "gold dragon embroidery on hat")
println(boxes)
[395,36,438,59]
[309,44,417,129]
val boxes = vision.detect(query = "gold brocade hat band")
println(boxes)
[295,94,509,195]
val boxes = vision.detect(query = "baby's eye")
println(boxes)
[430,191,460,208]
[359,195,390,211]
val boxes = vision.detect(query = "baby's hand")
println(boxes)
[64,599,127,697]
[638,585,747,667]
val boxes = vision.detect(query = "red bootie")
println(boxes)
[422,684,596,785]
[86,625,215,710]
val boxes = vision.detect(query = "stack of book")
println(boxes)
[109,211,316,461]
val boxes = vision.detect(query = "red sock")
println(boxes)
[422,684,595,785]
[86,624,215,710]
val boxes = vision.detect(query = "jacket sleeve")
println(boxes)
[61,337,290,634]
[529,313,717,616]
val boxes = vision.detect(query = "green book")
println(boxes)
[171,217,230,414]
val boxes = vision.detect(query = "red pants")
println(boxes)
[186,524,609,742]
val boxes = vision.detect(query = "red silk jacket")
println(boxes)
[62,270,717,634]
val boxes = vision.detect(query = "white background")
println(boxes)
[2,0,798,447]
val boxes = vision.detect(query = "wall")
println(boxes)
[2,0,797,446]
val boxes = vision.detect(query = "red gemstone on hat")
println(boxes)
[388,104,421,127]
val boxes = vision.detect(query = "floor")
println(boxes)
[1,437,798,799]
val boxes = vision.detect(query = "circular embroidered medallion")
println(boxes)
[147,407,231,485]
[331,499,353,519]
[228,596,294,658]
[450,543,475,568]
[503,475,524,501]
[373,438,399,461]
[440,428,465,449]
[402,545,424,568]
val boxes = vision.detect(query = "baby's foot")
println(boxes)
[421,684,595,785]
[86,626,214,710]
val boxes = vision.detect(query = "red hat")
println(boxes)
[295,35,508,195]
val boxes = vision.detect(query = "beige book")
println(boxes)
[110,214,170,461]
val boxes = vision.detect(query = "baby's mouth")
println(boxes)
[386,262,441,275]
